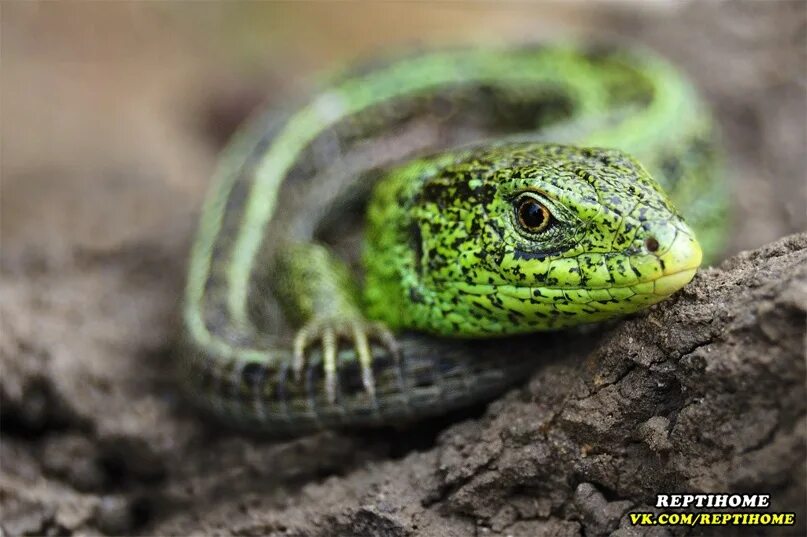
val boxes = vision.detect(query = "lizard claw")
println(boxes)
[292,317,399,404]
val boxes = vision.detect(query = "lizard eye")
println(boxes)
[515,194,552,233]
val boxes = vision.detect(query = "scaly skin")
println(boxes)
[180,44,727,434]
[363,143,701,335]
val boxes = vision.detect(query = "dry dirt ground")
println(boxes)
[1,2,805,536]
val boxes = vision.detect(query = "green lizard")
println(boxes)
[181,44,726,434]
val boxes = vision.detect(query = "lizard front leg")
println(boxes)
[272,242,399,404]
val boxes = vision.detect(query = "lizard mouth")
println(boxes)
[444,222,702,310]
[453,269,698,301]
[449,233,702,305]
[648,267,698,296]
[643,227,702,297]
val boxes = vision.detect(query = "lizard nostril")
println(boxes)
[645,236,660,253]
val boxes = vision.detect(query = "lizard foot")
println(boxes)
[292,317,399,404]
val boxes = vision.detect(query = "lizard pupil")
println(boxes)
[516,197,551,233]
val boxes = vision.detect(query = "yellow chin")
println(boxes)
[651,230,703,296]
[652,267,698,296]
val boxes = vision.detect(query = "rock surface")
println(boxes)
[2,234,805,536]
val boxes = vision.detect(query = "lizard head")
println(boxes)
[407,142,702,334]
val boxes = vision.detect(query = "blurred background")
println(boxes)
[2,1,805,266]
[1,2,805,535]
